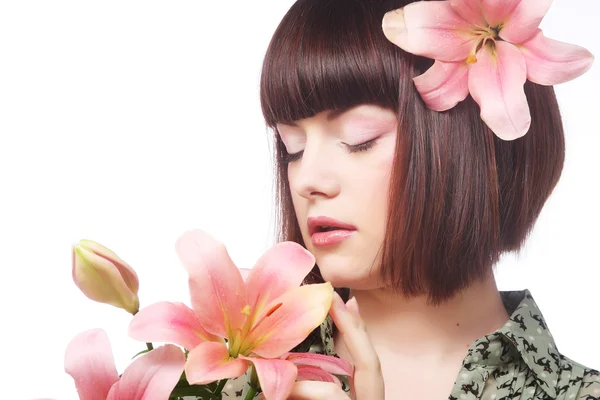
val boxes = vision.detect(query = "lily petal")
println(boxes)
[448,0,487,27]
[64,329,119,400]
[176,230,247,338]
[296,365,341,386]
[106,344,185,400]
[413,60,470,111]
[185,341,249,384]
[468,42,530,140]
[382,2,474,62]
[499,0,553,44]
[245,242,315,321]
[283,352,353,376]
[518,29,595,85]
[241,356,297,400]
[461,0,521,28]
[129,302,222,351]
[247,283,333,358]
[239,267,252,281]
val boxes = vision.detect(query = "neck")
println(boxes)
[347,273,509,359]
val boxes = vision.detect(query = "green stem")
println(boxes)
[243,386,258,400]
[249,365,259,388]
[243,365,260,400]
[214,379,228,395]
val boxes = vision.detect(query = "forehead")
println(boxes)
[277,105,397,131]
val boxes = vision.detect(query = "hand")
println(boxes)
[285,291,385,400]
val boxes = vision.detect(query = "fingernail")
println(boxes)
[346,296,361,318]
[382,8,406,31]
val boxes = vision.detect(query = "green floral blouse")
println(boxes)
[191,290,600,400]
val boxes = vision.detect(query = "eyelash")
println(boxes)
[282,138,378,163]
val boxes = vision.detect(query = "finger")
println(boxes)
[341,296,364,400]
[329,291,384,399]
[345,296,361,318]
[330,292,378,370]
[286,380,348,400]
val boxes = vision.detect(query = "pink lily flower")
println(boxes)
[382,0,594,140]
[129,229,347,400]
[64,329,185,400]
[281,352,353,387]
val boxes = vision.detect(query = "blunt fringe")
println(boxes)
[260,0,565,305]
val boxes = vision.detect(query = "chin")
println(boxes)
[316,257,380,290]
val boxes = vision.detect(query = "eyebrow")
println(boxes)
[284,107,352,127]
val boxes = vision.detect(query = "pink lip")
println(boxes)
[311,230,356,247]
[307,216,357,247]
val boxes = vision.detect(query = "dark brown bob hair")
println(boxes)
[260,0,565,304]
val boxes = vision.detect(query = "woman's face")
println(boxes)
[277,105,398,289]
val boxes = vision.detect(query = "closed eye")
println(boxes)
[282,150,303,163]
[346,138,378,153]
[281,138,379,163]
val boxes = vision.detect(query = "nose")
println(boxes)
[289,141,341,200]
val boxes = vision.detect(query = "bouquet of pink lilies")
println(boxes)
[65,229,352,400]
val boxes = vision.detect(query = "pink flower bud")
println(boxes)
[72,239,140,314]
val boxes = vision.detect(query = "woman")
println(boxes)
[226,0,598,399]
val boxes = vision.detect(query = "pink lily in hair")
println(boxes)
[382,0,594,140]
[64,329,185,400]
[129,229,350,400]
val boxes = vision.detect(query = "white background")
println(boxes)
[0,1,598,399]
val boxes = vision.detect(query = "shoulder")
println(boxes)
[557,354,600,399]
[576,365,600,399]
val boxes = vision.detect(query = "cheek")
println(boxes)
[287,166,307,221]
[358,148,395,218]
